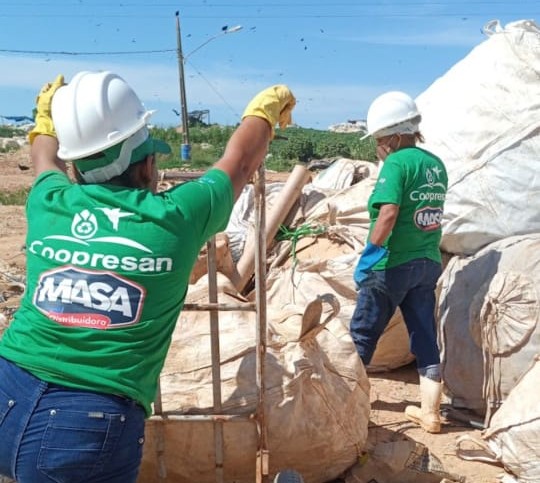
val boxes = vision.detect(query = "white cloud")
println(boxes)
[338,25,485,47]
[0,54,421,129]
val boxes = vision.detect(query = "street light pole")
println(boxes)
[175,13,243,162]
[175,11,191,161]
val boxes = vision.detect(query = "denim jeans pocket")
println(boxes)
[37,408,125,483]
[0,386,16,426]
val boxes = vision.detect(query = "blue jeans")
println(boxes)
[349,258,442,369]
[0,357,145,483]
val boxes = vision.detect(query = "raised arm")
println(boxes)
[28,74,67,176]
[213,85,296,200]
[31,135,66,176]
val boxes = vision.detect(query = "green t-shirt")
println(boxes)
[0,168,233,416]
[368,147,448,269]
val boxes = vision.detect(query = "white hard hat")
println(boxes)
[51,71,154,160]
[363,91,421,140]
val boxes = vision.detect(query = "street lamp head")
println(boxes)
[184,24,243,60]
[225,25,243,33]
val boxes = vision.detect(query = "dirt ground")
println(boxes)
[0,146,505,482]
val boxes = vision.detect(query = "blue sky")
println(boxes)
[0,1,537,130]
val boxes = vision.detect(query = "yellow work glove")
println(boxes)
[28,74,65,144]
[241,85,296,136]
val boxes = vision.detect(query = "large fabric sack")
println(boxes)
[266,252,415,373]
[438,235,540,418]
[456,356,540,482]
[417,19,540,255]
[303,160,378,249]
[225,183,287,262]
[310,158,367,190]
[139,276,370,482]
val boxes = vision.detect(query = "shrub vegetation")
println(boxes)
[0,124,377,205]
[0,188,30,205]
[151,125,377,170]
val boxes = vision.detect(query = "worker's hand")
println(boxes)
[242,85,296,136]
[28,74,65,144]
[353,242,388,289]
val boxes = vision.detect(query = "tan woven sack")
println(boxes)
[438,235,540,418]
[139,277,370,482]
[456,356,540,482]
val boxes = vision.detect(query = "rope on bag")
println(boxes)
[276,223,327,294]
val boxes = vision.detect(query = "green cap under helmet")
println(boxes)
[73,127,171,183]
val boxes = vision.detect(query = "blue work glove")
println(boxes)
[353,242,388,288]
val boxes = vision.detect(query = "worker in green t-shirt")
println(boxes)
[350,91,448,434]
[0,71,295,483]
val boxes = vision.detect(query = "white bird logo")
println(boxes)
[431,166,442,178]
[97,208,134,231]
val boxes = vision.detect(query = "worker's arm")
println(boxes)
[369,203,399,245]
[28,74,67,177]
[213,84,296,201]
[353,203,399,287]
[31,135,67,176]
[213,116,272,200]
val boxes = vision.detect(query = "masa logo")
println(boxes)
[414,207,443,231]
[34,267,145,329]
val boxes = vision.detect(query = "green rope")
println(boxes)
[277,223,326,269]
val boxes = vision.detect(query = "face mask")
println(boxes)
[376,144,391,161]
[376,134,401,161]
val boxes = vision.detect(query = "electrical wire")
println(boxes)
[0,48,175,56]
[0,12,534,19]
[0,0,535,19]
[186,59,240,118]
[1,1,537,6]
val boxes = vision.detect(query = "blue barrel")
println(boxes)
[180,143,191,162]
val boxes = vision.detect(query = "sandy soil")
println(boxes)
[365,366,502,482]
[0,146,505,482]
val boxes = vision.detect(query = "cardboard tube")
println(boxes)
[235,165,311,292]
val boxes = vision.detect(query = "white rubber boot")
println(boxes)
[405,376,442,433]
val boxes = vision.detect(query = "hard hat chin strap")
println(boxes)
[79,128,149,183]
